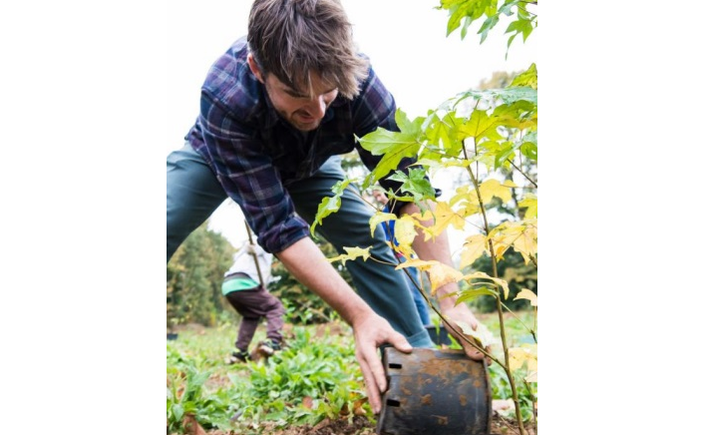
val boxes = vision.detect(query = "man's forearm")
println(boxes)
[276,236,413,414]
[398,201,460,310]
[398,200,486,360]
[275,236,374,325]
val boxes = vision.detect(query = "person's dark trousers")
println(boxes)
[166,142,433,348]
[167,142,228,261]
[402,266,432,326]
[225,286,285,351]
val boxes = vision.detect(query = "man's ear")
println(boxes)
[247,53,265,83]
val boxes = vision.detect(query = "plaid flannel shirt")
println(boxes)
[186,37,414,254]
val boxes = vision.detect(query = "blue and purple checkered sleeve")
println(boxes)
[198,92,311,254]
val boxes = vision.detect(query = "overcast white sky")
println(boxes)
[167,0,537,247]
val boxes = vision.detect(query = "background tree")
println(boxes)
[167,222,235,327]
[479,71,519,90]
[269,236,353,324]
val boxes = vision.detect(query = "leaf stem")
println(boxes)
[463,138,527,435]
[507,158,538,188]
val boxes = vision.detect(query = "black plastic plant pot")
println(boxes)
[377,347,492,435]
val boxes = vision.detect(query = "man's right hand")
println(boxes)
[351,311,412,415]
[276,238,413,414]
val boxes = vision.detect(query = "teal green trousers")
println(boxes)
[167,142,433,348]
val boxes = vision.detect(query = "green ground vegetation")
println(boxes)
[166,310,536,434]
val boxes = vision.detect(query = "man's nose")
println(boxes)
[304,95,326,119]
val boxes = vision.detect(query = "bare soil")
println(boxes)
[184,410,536,435]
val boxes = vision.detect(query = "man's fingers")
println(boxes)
[357,356,382,414]
[460,336,492,364]
[463,337,483,359]
[351,313,415,414]
[386,330,412,353]
[444,317,489,362]
[356,340,391,414]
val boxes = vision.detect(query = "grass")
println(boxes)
[166,309,537,434]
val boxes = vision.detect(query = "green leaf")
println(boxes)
[358,128,417,156]
[505,16,535,42]
[386,168,436,203]
[182,369,210,402]
[424,110,468,157]
[460,13,473,39]
[358,112,424,184]
[395,108,424,137]
[446,3,471,36]
[506,32,517,51]
[311,178,352,236]
[452,87,536,107]
[498,0,519,16]
[493,87,537,105]
[491,100,537,133]
[172,403,184,422]
[510,63,537,89]
[482,139,519,168]
[458,109,500,142]
[477,14,499,44]
[311,195,339,236]
[456,287,498,305]
[520,140,537,162]
[415,157,469,170]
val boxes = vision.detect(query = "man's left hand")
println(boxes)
[441,303,491,362]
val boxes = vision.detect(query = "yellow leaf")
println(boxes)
[449,185,477,205]
[508,344,537,374]
[427,262,464,294]
[512,220,537,265]
[463,271,510,299]
[327,246,372,266]
[410,208,434,222]
[488,221,528,262]
[451,184,472,199]
[493,277,510,300]
[479,179,512,204]
[434,201,465,231]
[518,195,537,219]
[456,202,481,218]
[397,258,435,271]
[460,234,487,269]
[393,216,417,255]
[514,289,537,307]
[369,211,395,237]
[455,320,498,347]
[449,186,482,218]
[525,371,537,383]
[410,202,464,240]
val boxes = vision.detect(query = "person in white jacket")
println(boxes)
[222,242,285,363]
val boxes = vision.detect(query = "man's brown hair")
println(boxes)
[247,0,369,99]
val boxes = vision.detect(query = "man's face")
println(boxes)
[248,54,339,132]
